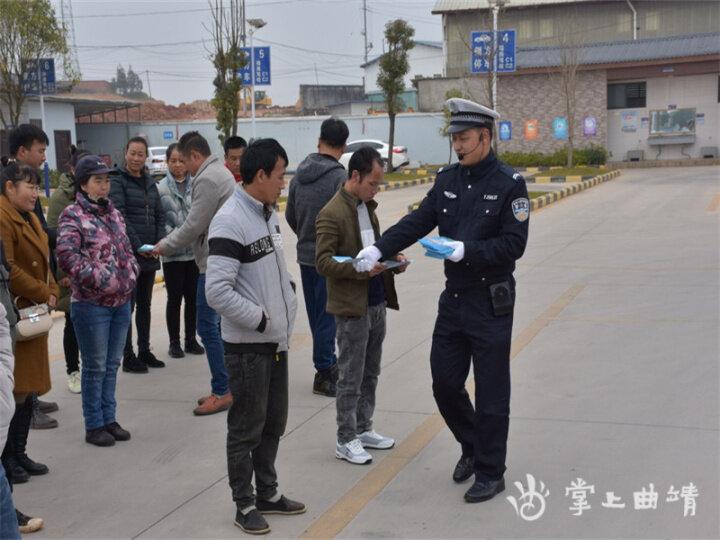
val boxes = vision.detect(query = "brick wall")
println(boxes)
[417,69,608,153]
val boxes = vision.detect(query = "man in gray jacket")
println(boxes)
[206,139,304,535]
[153,132,235,416]
[285,118,349,397]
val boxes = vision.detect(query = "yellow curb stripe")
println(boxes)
[300,284,585,539]
[706,193,720,213]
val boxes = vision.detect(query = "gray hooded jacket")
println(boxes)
[162,155,235,273]
[206,186,297,352]
[285,153,346,266]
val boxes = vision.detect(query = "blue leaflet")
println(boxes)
[418,236,455,259]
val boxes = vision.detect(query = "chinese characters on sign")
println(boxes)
[21,59,56,95]
[506,474,699,522]
[238,46,271,86]
[470,30,516,74]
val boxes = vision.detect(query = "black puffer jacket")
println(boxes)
[109,167,165,272]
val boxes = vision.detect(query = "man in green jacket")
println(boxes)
[315,146,408,465]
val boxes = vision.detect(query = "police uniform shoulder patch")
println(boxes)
[437,163,459,175]
[498,163,523,183]
[511,198,530,222]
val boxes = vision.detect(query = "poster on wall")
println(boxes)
[524,119,539,140]
[641,117,649,129]
[583,116,597,137]
[552,117,568,139]
[696,113,705,125]
[499,121,512,141]
[621,111,638,132]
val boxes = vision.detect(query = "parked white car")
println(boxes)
[339,139,409,171]
[146,146,168,177]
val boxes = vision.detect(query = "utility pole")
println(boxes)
[145,70,152,98]
[361,0,372,93]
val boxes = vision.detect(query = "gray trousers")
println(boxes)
[335,303,387,444]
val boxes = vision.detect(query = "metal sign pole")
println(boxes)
[37,60,46,131]
[250,37,256,140]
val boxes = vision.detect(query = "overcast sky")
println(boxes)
[56,0,442,106]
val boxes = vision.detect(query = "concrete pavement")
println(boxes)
[14,167,720,539]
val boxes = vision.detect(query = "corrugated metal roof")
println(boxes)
[516,32,720,68]
[432,0,602,13]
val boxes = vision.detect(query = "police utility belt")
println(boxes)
[447,278,515,317]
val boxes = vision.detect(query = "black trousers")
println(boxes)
[63,311,79,374]
[225,350,288,510]
[430,286,514,482]
[125,270,157,356]
[162,260,199,345]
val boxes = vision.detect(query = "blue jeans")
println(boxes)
[0,466,19,540]
[72,301,131,431]
[299,264,337,372]
[196,274,228,396]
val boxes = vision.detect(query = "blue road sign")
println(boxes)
[22,58,56,95]
[238,47,271,86]
[470,30,516,74]
[163,131,174,140]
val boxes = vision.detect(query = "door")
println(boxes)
[54,130,72,173]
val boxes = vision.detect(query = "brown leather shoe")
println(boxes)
[197,394,212,406]
[193,393,232,416]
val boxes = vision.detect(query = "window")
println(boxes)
[617,13,632,35]
[517,19,533,40]
[607,82,647,109]
[539,19,553,38]
[645,10,659,32]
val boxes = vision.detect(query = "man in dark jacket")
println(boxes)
[109,137,166,373]
[285,118,349,397]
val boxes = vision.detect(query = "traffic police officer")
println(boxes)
[356,98,529,503]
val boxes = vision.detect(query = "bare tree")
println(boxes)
[555,10,583,167]
[206,0,246,143]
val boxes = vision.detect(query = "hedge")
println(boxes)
[499,145,608,167]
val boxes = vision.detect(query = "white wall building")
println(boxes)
[362,40,444,93]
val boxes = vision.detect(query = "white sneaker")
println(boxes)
[335,438,372,464]
[358,430,395,449]
[67,371,81,394]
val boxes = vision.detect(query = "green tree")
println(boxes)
[110,65,127,95]
[377,19,414,172]
[207,0,247,143]
[0,0,70,129]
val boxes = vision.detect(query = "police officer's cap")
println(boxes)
[446,98,500,134]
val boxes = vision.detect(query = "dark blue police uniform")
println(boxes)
[374,150,529,483]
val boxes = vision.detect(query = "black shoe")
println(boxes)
[123,352,148,373]
[464,478,505,503]
[2,457,30,484]
[312,369,336,397]
[36,399,58,414]
[30,408,58,429]
[168,342,185,358]
[104,422,131,441]
[453,455,474,483]
[16,510,43,534]
[185,338,205,355]
[139,350,165,368]
[234,507,270,535]
[256,495,306,515]
[85,428,116,447]
[15,453,49,475]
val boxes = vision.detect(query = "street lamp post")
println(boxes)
[247,18,266,140]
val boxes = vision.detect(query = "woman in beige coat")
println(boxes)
[0,163,58,486]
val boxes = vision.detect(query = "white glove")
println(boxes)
[447,241,465,262]
[353,259,375,273]
[356,245,382,264]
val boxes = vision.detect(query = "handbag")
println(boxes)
[13,258,53,342]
